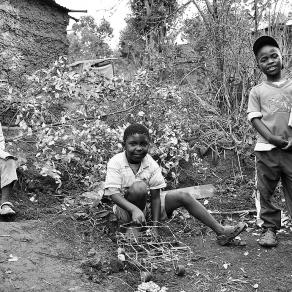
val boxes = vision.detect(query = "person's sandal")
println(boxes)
[0,202,16,216]
[217,222,247,246]
[258,228,278,247]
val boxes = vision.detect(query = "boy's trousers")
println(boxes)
[255,149,292,230]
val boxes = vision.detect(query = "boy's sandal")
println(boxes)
[216,222,247,246]
[0,202,16,216]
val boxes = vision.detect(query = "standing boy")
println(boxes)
[248,36,292,247]
[104,123,246,246]
[0,123,17,216]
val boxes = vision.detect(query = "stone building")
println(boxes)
[0,0,70,86]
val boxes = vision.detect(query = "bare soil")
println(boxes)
[1,153,292,292]
[1,213,292,292]
[0,220,110,292]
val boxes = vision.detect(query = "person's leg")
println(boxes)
[1,183,13,203]
[0,159,17,215]
[255,150,281,230]
[280,150,292,217]
[255,150,282,247]
[164,191,224,234]
[164,191,246,245]
[125,181,148,211]
[114,181,148,223]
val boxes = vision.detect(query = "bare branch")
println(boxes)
[191,0,210,26]
[204,0,214,15]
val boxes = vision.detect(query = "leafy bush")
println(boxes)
[3,57,209,190]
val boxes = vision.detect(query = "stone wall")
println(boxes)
[0,0,69,86]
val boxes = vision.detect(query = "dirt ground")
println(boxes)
[0,153,291,292]
[0,220,98,292]
[1,189,292,292]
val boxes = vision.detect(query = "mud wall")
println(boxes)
[0,0,69,86]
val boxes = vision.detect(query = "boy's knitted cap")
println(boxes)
[123,123,150,142]
[253,35,279,56]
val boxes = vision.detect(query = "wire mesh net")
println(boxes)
[116,222,192,273]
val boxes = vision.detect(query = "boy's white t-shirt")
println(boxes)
[104,152,166,197]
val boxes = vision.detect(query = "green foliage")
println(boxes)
[68,16,113,62]
[119,17,145,66]
[5,0,290,192]
[179,0,292,118]
[130,0,178,36]
[119,0,178,65]
[3,58,208,189]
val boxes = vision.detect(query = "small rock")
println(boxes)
[87,248,96,257]
[80,257,102,270]
[64,197,75,206]
[8,254,18,262]
[117,254,125,262]
[117,247,125,255]
[74,212,89,221]
[74,268,83,274]
[68,286,82,291]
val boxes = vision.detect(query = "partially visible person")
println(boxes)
[248,35,292,247]
[0,122,17,216]
[104,123,246,246]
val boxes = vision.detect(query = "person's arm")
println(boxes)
[0,123,5,150]
[150,189,161,223]
[111,192,145,224]
[149,189,161,238]
[251,118,288,148]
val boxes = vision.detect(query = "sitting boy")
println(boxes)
[104,123,246,245]
[0,123,17,216]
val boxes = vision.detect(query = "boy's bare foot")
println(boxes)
[216,222,247,246]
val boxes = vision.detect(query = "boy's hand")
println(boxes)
[270,135,288,148]
[282,137,292,150]
[131,207,146,224]
[151,226,159,239]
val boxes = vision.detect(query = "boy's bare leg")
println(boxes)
[1,183,13,203]
[165,191,225,234]
[125,181,148,211]
[0,158,17,205]
[0,182,15,215]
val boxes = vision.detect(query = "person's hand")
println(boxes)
[270,135,288,148]
[131,207,146,224]
[151,226,159,239]
[282,137,292,150]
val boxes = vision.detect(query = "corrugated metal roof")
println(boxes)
[69,58,118,67]
[44,0,70,12]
